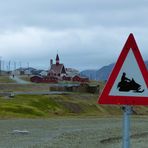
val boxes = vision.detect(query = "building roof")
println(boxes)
[50,64,66,74]
[48,69,55,74]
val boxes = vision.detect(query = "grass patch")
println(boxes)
[0,94,69,118]
[0,93,132,118]
[0,76,16,83]
[0,94,99,118]
[0,104,44,116]
[18,75,31,82]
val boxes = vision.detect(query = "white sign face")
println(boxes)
[109,49,148,97]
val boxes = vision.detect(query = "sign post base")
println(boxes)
[122,106,133,148]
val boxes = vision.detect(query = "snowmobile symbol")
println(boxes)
[117,72,144,93]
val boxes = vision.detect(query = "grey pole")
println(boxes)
[0,56,2,75]
[122,105,132,148]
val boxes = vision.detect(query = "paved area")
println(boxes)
[0,117,148,148]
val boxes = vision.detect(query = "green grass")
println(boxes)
[0,76,16,83]
[0,95,61,118]
[0,93,147,119]
[0,93,119,118]
[18,75,32,82]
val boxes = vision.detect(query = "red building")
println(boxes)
[72,75,89,82]
[30,75,58,83]
[62,75,71,81]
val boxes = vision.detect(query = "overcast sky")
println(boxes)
[0,0,148,71]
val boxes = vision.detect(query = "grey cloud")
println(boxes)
[0,0,148,70]
[1,26,148,70]
[0,0,148,30]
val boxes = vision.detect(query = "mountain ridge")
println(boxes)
[80,61,148,81]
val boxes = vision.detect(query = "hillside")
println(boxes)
[0,93,148,118]
[145,60,148,68]
[0,94,106,118]
[80,70,97,80]
[96,63,114,81]
[80,60,148,81]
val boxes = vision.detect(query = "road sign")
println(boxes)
[98,33,148,105]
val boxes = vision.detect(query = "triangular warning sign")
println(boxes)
[98,34,148,105]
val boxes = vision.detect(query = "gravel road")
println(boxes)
[0,117,148,148]
[9,76,31,84]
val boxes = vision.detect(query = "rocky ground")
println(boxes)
[0,117,148,148]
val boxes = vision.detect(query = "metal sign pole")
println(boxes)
[122,105,132,148]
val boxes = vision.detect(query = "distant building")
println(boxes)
[12,68,24,75]
[72,75,89,82]
[31,53,89,83]
[48,54,66,78]
[40,70,48,76]
[66,68,79,77]
[12,67,37,76]
[30,75,58,83]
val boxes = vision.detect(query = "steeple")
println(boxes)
[50,59,53,66]
[56,54,59,65]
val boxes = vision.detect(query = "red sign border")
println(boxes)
[98,34,148,105]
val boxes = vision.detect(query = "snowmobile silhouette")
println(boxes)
[117,72,144,93]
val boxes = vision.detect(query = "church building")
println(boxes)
[48,54,66,78]
[31,53,89,83]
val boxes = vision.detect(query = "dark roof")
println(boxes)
[48,69,55,74]
[56,54,59,61]
[50,64,66,74]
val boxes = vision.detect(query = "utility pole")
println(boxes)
[27,62,30,77]
[19,61,22,68]
[27,62,29,69]
[8,60,11,75]
[13,61,16,76]
[0,57,1,75]
[14,61,16,70]
[2,60,5,71]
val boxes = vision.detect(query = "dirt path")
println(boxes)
[9,76,31,84]
[0,117,148,148]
